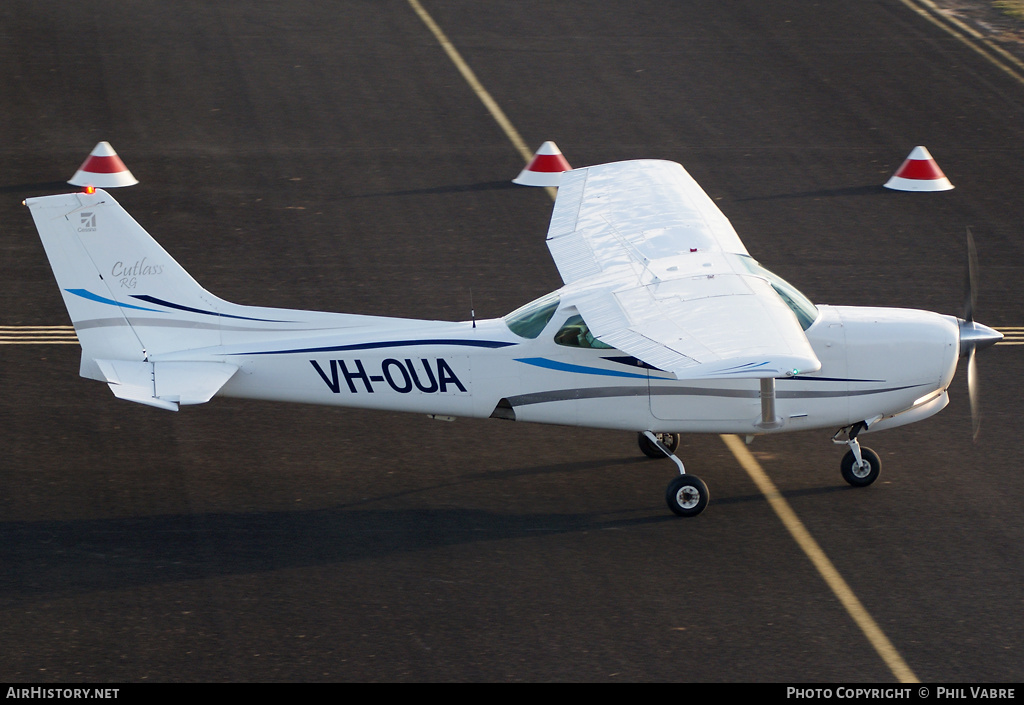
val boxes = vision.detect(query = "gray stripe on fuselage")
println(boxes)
[507,384,925,407]
[72,317,342,333]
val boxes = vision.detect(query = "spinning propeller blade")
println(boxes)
[958,227,1001,441]
[967,345,980,441]
[965,226,978,324]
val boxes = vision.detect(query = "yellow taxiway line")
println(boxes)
[898,0,1024,88]
[720,434,920,683]
[0,325,78,344]
[406,0,558,201]
[995,327,1024,345]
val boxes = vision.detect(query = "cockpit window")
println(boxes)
[737,256,819,330]
[554,315,613,349]
[504,292,560,339]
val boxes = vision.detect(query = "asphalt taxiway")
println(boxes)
[2,0,1023,682]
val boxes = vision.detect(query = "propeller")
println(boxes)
[958,227,1002,441]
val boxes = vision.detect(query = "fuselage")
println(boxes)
[160,297,961,437]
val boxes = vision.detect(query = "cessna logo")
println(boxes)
[77,212,96,232]
[311,358,467,394]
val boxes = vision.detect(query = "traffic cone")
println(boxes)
[884,146,953,192]
[68,141,139,188]
[513,141,571,187]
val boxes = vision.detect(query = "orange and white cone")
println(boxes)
[68,141,139,188]
[513,141,571,187]
[884,146,953,192]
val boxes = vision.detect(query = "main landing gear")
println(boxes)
[639,431,709,517]
[641,424,882,517]
[833,422,881,487]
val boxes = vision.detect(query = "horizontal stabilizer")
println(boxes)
[96,360,239,411]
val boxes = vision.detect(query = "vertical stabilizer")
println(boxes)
[25,189,232,379]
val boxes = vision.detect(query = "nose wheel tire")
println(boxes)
[840,446,881,487]
[666,474,709,517]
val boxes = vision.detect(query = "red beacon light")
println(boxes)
[84,186,96,194]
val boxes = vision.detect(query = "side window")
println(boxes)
[554,315,613,349]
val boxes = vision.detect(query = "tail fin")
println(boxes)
[27,189,381,410]
[26,189,246,407]
[26,189,227,362]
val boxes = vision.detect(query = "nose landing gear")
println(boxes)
[833,422,881,487]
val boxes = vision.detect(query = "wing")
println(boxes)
[546,160,821,379]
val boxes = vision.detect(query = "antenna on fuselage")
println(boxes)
[470,289,476,328]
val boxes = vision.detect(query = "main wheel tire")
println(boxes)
[638,432,680,458]
[841,447,881,487]
[665,474,709,517]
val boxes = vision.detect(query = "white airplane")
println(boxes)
[25,160,1001,516]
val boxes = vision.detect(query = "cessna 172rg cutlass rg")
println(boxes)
[25,159,1001,516]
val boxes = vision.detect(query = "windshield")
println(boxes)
[737,256,819,330]
[504,292,560,339]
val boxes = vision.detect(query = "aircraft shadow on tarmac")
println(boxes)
[0,475,852,606]
[0,506,665,604]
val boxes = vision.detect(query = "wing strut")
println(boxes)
[757,378,784,430]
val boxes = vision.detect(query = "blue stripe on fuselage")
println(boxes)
[65,288,164,312]
[515,357,669,380]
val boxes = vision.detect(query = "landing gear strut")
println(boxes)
[639,431,709,517]
[833,422,881,487]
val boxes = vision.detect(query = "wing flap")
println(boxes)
[546,160,820,378]
[570,277,821,379]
